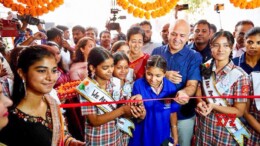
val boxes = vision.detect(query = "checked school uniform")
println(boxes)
[244,100,260,145]
[80,77,124,146]
[129,77,180,146]
[195,61,250,146]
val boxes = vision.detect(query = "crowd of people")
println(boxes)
[0,11,259,146]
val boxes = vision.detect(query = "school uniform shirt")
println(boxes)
[152,45,202,120]
[129,77,180,146]
[244,100,260,145]
[80,77,124,146]
[195,61,250,146]
[233,53,260,74]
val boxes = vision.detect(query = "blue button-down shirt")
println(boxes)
[233,53,260,74]
[152,45,202,119]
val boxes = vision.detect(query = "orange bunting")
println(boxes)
[0,0,64,16]
[229,0,260,9]
[117,0,179,19]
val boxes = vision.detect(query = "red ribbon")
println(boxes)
[60,95,260,108]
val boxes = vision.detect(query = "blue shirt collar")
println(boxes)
[239,53,246,63]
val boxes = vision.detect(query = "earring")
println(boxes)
[91,72,95,79]
[23,80,27,96]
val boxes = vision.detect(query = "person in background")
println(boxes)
[187,19,212,63]
[72,25,86,45]
[56,25,74,72]
[233,27,260,74]
[14,19,46,46]
[46,27,70,89]
[196,30,250,145]
[113,51,134,96]
[111,33,127,46]
[56,25,71,43]
[111,40,130,57]
[112,43,134,83]
[127,26,149,80]
[0,46,85,146]
[152,19,202,146]
[140,20,161,55]
[112,52,134,144]
[99,30,112,50]
[0,56,12,98]
[209,23,217,38]
[129,55,179,146]
[232,20,254,58]
[46,27,63,50]
[69,37,95,81]
[85,26,99,45]
[160,23,170,46]
[188,33,195,45]
[13,19,28,46]
[19,31,47,47]
[0,39,13,80]
[25,28,33,39]
[0,38,10,62]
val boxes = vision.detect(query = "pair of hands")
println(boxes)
[196,101,215,116]
[122,94,146,120]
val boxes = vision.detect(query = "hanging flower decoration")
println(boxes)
[56,80,81,102]
[229,0,260,9]
[0,0,64,16]
[117,0,179,19]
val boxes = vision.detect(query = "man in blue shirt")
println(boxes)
[152,19,202,146]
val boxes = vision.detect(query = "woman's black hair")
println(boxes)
[201,30,234,79]
[146,55,167,73]
[245,27,260,39]
[126,26,145,42]
[111,40,128,53]
[9,47,27,74]
[73,37,94,63]
[113,51,130,65]
[87,47,113,78]
[12,46,55,107]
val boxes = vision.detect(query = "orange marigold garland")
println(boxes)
[56,80,81,102]
[229,0,260,9]
[0,0,64,16]
[117,0,179,19]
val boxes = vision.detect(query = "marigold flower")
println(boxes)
[0,0,64,16]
